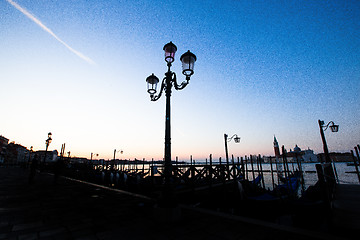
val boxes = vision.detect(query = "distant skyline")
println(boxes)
[1,0,359,160]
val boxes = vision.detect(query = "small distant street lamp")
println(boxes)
[224,134,240,165]
[113,149,123,160]
[90,152,99,161]
[146,41,196,204]
[43,132,52,165]
[113,149,123,170]
[28,146,33,164]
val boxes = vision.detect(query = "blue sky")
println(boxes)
[1,0,359,160]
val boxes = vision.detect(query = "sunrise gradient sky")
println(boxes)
[1,0,359,160]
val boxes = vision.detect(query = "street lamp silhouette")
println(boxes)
[318,120,338,163]
[113,149,123,160]
[224,134,240,165]
[318,119,339,182]
[28,146,33,164]
[43,132,52,165]
[113,149,123,169]
[90,152,99,161]
[146,41,196,204]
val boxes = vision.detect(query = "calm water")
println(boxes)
[114,161,360,190]
[249,162,360,190]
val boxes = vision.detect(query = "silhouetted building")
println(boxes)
[0,135,9,163]
[272,136,318,163]
[287,145,318,162]
[4,142,29,165]
[36,150,59,162]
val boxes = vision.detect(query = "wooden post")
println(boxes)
[240,157,245,178]
[352,149,360,183]
[244,156,248,180]
[355,146,360,163]
[269,156,275,190]
[258,155,265,188]
[205,158,208,178]
[151,158,154,179]
[256,155,260,178]
[295,152,305,193]
[142,158,145,174]
[219,157,225,183]
[275,156,280,185]
[282,146,293,195]
[232,154,236,181]
[237,156,240,179]
[209,154,213,187]
[250,155,255,181]
[191,156,195,191]
[281,146,289,181]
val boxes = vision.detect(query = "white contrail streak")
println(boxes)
[6,0,96,65]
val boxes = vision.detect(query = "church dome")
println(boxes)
[294,145,301,152]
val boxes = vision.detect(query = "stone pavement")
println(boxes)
[0,167,348,240]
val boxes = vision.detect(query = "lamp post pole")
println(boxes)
[146,42,197,206]
[164,71,172,187]
[43,132,52,170]
[318,120,331,163]
[224,134,229,165]
[90,152,98,167]
[27,146,33,167]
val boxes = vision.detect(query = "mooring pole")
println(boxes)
[353,149,360,183]
[269,157,275,190]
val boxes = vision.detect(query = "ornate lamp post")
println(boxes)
[318,119,339,182]
[90,152,99,164]
[146,42,196,204]
[28,146,33,166]
[113,149,123,160]
[43,132,52,165]
[113,149,123,170]
[224,134,240,165]
[318,120,338,163]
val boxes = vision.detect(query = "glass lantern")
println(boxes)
[163,41,177,64]
[146,74,159,94]
[180,50,197,79]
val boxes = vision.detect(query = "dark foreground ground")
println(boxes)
[0,167,350,240]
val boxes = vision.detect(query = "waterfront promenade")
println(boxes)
[0,167,350,240]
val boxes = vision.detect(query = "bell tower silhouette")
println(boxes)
[273,135,280,157]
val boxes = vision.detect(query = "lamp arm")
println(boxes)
[173,72,189,90]
[150,78,166,101]
[227,134,239,142]
[323,121,335,131]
